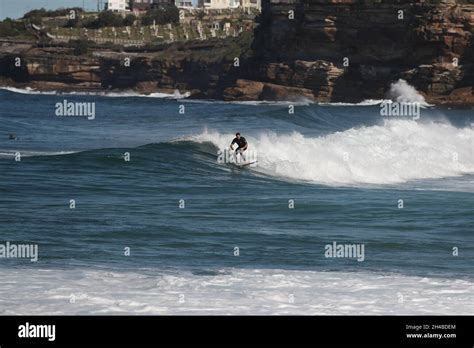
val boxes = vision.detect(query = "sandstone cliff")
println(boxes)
[226,0,474,105]
[0,35,250,98]
[1,0,473,105]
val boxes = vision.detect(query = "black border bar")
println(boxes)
[0,316,473,346]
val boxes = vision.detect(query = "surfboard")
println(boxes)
[228,143,257,167]
[234,160,258,167]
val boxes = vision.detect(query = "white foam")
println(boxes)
[191,120,474,185]
[0,150,77,158]
[0,87,190,99]
[388,79,431,107]
[92,89,191,99]
[0,267,472,315]
[0,86,57,95]
[180,99,313,106]
[319,99,387,106]
[230,99,312,106]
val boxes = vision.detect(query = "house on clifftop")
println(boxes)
[129,0,180,12]
[198,0,240,10]
[105,0,131,12]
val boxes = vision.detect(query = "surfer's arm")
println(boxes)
[241,138,248,151]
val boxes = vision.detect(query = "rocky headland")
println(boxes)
[1,0,473,106]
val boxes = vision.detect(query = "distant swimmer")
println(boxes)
[230,132,248,162]
[8,133,17,140]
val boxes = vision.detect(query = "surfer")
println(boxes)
[230,132,248,162]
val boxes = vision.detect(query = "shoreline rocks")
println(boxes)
[0,0,473,106]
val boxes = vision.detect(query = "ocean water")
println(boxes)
[0,88,473,315]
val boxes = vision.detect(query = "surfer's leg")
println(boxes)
[240,150,246,162]
[234,149,239,162]
[235,149,242,162]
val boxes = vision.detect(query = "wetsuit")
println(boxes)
[231,137,247,152]
[231,136,248,161]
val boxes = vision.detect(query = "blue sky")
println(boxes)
[0,0,99,20]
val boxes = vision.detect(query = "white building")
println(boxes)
[105,0,130,11]
[241,0,261,11]
[175,0,193,8]
[201,0,239,10]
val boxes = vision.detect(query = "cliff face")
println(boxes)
[0,39,245,98]
[1,0,473,105]
[99,55,238,98]
[225,0,474,104]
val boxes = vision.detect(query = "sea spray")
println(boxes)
[190,122,474,185]
[387,79,429,106]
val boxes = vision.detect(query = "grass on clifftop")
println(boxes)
[145,30,254,64]
[0,18,34,39]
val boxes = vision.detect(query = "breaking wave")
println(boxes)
[189,120,474,185]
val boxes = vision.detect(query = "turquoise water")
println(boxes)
[0,89,473,314]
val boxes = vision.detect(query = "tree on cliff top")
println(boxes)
[23,7,83,19]
[86,11,134,29]
[24,7,84,26]
[0,18,27,37]
[141,6,179,26]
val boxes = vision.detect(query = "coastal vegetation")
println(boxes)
[141,7,180,26]
[0,6,256,47]
[0,18,26,37]
[84,11,137,28]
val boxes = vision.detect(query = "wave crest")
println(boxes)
[189,120,474,185]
